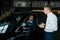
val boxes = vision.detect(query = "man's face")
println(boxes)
[29,16,33,21]
[43,7,50,15]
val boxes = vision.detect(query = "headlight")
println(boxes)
[2,25,9,33]
[0,26,4,31]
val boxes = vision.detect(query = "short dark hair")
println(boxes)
[44,4,52,10]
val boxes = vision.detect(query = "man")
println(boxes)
[38,5,58,40]
[21,15,35,40]
[21,15,35,27]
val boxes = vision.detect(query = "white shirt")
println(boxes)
[44,12,58,32]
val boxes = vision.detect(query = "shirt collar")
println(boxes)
[47,12,52,16]
[28,20,33,23]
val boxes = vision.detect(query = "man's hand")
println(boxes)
[38,23,45,28]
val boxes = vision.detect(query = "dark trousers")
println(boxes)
[44,31,54,40]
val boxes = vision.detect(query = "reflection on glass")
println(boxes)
[50,1,60,7]
[14,1,30,7]
[32,1,48,7]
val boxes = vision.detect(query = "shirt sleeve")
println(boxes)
[45,15,58,32]
[21,23,26,27]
